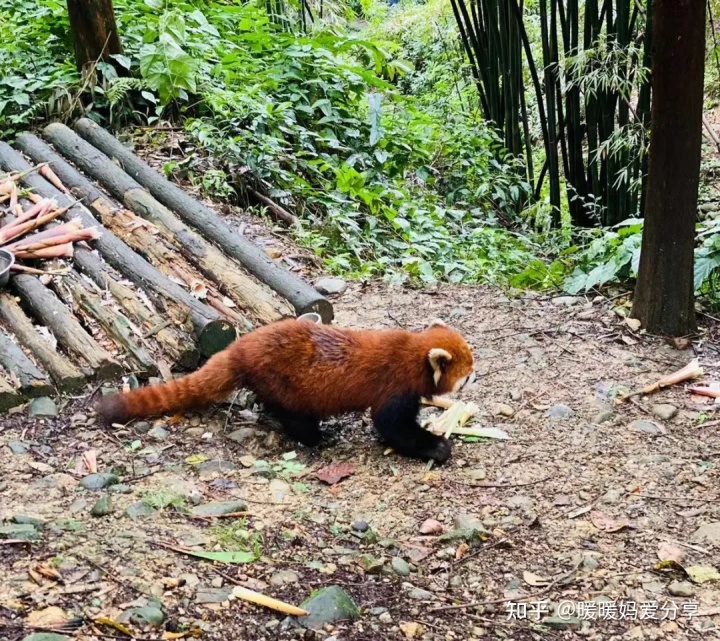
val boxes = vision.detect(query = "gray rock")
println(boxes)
[464,468,487,481]
[108,484,133,494]
[134,421,152,434]
[8,441,29,454]
[692,522,720,545]
[378,611,393,623]
[652,404,678,421]
[190,501,247,517]
[29,397,58,418]
[630,420,663,435]
[493,403,515,417]
[125,502,155,519]
[269,570,300,586]
[195,586,233,603]
[196,460,236,474]
[0,523,40,541]
[592,410,614,425]
[80,473,119,490]
[352,520,369,533]
[91,496,113,517]
[391,557,411,576]
[314,277,347,296]
[269,479,290,501]
[544,616,582,629]
[227,427,257,443]
[356,554,385,574]
[118,607,164,628]
[668,581,695,597]
[405,585,435,601]
[546,404,573,419]
[11,515,45,528]
[297,585,360,630]
[148,426,169,441]
[552,296,583,306]
[453,513,484,530]
[22,635,68,641]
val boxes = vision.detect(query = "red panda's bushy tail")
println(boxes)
[96,348,242,425]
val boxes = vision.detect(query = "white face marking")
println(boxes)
[451,369,476,393]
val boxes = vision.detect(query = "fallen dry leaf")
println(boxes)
[33,563,62,581]
[625,317,641,332]
[523,570,551,587]
[455,543,470,560]
[315,461,355,485]
[686,565,720,584]
[418,519,443,535]
[27,606,69,627]
[400,622,424,639]
[590,510,633,532]
[657,542,684,564]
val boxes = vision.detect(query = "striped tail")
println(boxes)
[96,350,240,425]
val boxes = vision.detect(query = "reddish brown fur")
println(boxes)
[96,319,474,426]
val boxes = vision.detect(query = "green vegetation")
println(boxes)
[0,0,718,300]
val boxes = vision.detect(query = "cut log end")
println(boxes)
[197,320,238,357]
[299,298,334,324]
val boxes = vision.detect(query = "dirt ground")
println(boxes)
[2,275,720,641]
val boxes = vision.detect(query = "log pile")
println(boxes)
[0,122,333,412]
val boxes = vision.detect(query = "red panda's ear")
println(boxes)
[428,348,453,385]
[427,318,447,329]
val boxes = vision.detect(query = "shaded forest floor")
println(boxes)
[3,275,720,641]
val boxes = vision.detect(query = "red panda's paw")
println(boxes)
[420,434,452,464]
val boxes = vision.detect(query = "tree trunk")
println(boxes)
[66,0,123,72]
[631,0,705,336]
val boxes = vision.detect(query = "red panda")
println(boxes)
[96,318,475,463]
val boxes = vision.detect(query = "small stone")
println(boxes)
[195,587,233,603]
[546,404,573,419]
[8,441,29,454]
[108,484,133,494]
[492,403,515,417]
[11,515,45,528]
[592,410,614,425]
[543,616,581,629]
[196,460,236,474]
[314,277,347,296]
[270,570,300,586]
[91,496,113,517]
[124,502,155,519]
[405,585,435,601]
[630,420,664,435]
[453,513,484,530]
[551,296,583,306]
[269,479,290,501]
[692,522,720,545]
[392,557,411,576]
[227,428,257,443]
[0,523,40,541]
[400,622,424,639]
[668,581,695,597]
[22,635,68,641]
[134,421,152,434]
[352,520,369,533]
[117,607,164,628]
[190,501,247,517]
[378,611,393,623]
[652,404,678,421]
[356,554,385,574]
[80,473,119,490]
[147,426,169,441]
[29,397,58,418]
[297,585,360,630]
[419,519,443,535]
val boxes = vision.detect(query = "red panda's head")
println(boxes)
[422,319,475,395]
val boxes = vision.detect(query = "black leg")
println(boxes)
[265,404,322,447]
[372,394,452,464]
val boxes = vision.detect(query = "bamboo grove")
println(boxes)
[449,0,652,227]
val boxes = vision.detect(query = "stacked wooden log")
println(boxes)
[0,121,333,412]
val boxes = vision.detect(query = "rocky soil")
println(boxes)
[2,282,720,641]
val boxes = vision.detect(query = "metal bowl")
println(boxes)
[0,248,14,289]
